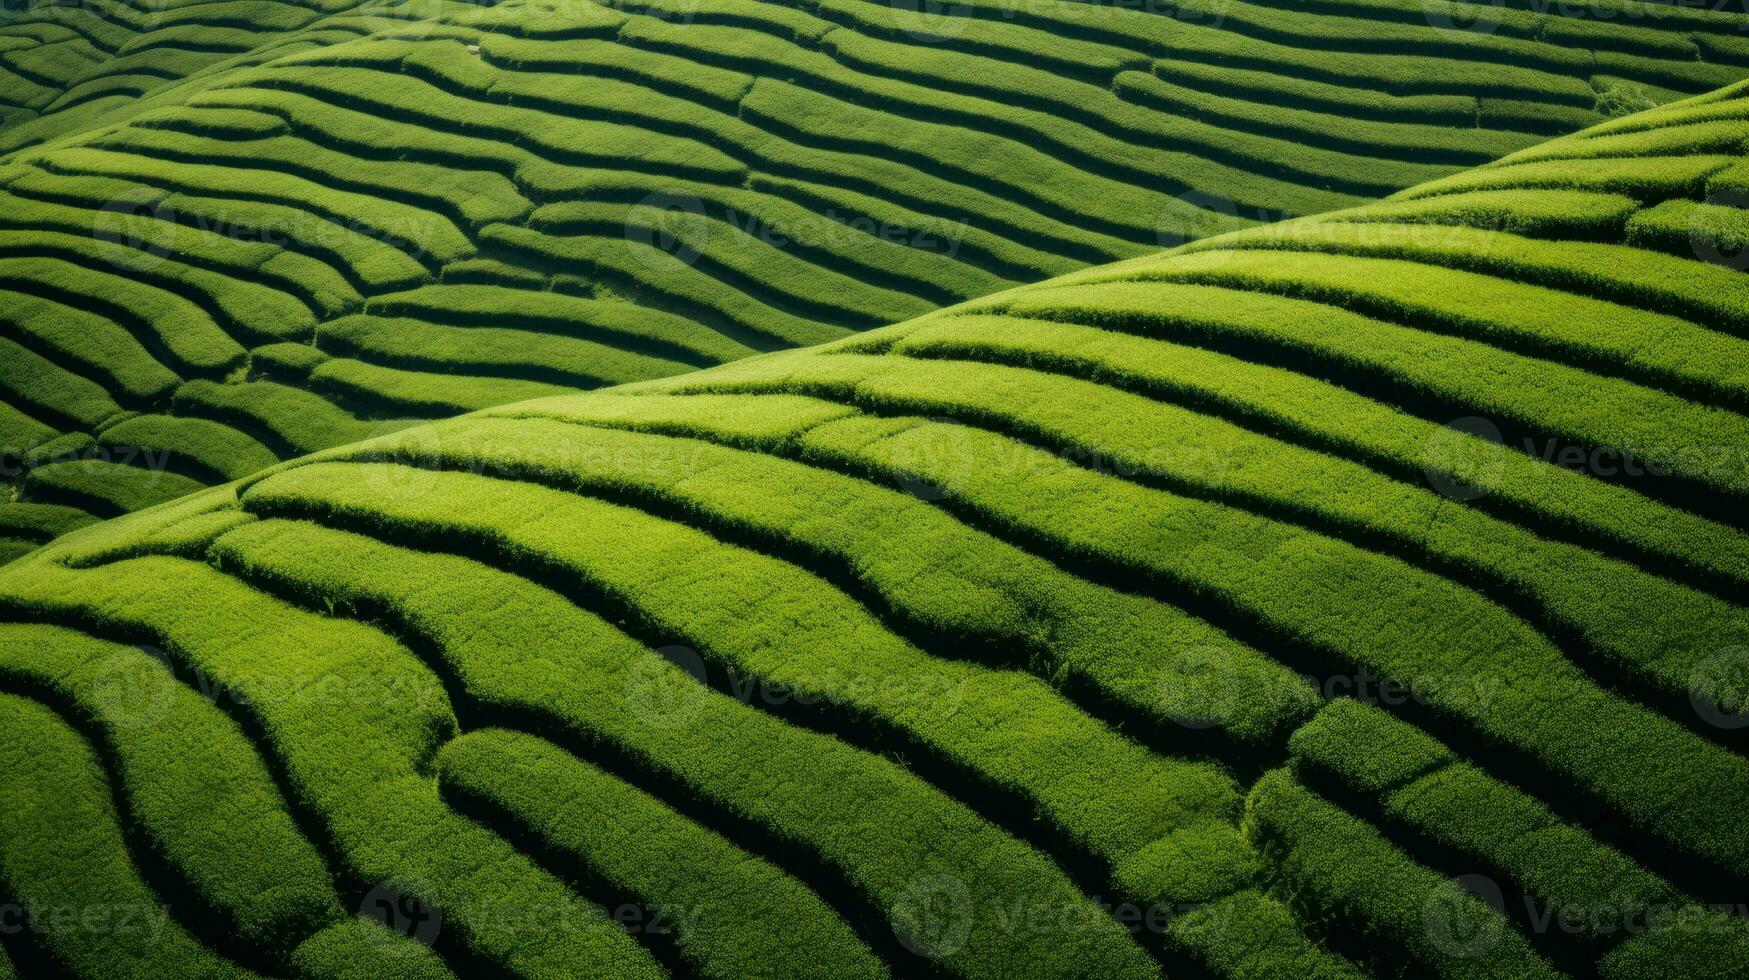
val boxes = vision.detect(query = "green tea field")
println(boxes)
[0,0,1747,977]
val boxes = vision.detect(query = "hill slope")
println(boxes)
[2,77,1748,978]
[4,0,1749,558]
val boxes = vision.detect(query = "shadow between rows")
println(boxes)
[0,675,281,974]
[0,602,503,980]
[239,491,1225,980]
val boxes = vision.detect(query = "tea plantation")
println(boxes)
[3,0,1749,542]
[2,0,1749,977]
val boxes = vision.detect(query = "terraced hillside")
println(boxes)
[0,0,394,152]
[2,76,1748,978]
[4,0,1749,561]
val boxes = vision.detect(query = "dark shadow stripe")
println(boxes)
[891,338,1749,604]
[0,680,292,974]
[207,523,927,979]
[0,603,493,979]
[986,298,1749,534]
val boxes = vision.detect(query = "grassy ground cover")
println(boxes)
[169,378,398,456]
[207,513,1161,978]
[840,335,1749,692]
[0,170,359,316]
[239,461,1244,872]
[0,4,1747,978]
[0,691,256,979]
[0,252,246,379]
[362,285,756,365]
[0,228,317,344]
[303,356,575,416]
[316,313,698,389]
[1290,701,1749,951]
[0,622,341,963]
[437,728,888,979]
[0,287,183,403]
[97,413,281,482]
[330,412,1320,742]
[0,335,121,429]
[0,503,97,542]
[0,0,1713,547]
[23,458,206,516]
[1245,768,1558,979]
[0,554,666,976]
[582,372,1749,876]
[987,280,1749,507]
[876,315,1749,590]
[1075,249,1749,412]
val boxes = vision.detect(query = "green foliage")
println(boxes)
[249,342,329,380]
[0,335,121,429]
[207,514,1160,978]
[2,4,1748,978]
[1,285,183,402]
[1288,699,1451,795]
[318,313,697,389]
[1166,889,1365,980]
[307,355,574,416]
[23,458,205,515]
[438,728,887,979]
[0,538,37,564]
[638,355,1749,875]
[98,413,280,481]
[0,254,244,377]
[334,412,1316,742]
[364,284,756,364]
[171,378,395,455]
[0,623,341,960]
[0,554,663,977]
[287,920,456,980]
[1602,907,1749,980]
[1093,247,1749,415]
[1292,700,1749,967]
[0,0,1740,539]
[240,460,1240,871]
[0,692,254,979]
[1245,769,1559,980]
[0,401,59,459]
[0,501,96,540]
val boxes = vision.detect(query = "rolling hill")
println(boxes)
[4,0,1749,557]
[0,55,1747,978]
